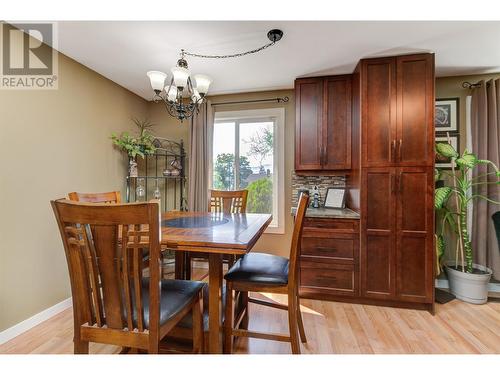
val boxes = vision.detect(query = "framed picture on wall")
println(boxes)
[435,134,460,168]
[435,98,459,132]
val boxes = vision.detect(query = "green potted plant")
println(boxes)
[435,140,500,304]
[111,118,156,177]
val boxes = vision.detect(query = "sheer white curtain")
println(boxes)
[188,100,214,211]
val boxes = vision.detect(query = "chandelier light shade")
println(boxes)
[166,85,178,102]
[193,74,212,95]
[171,66,190,89]
[147,71,167,92]
[146,60,211,122]
[147,29,283,122]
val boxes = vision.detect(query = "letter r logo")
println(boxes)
[2,23,53,75]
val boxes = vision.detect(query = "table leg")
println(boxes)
[175,251,186,279]
[208,253,223,354]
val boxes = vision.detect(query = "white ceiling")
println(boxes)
[55,21,500,99]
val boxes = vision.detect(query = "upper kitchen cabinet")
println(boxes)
[295,78,323,170]
[361,57,397,167]
[324,76,352,170]
[396,54,435,166]
[361,53,435,168]
[295,75,352,171]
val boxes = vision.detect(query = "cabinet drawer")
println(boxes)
[301,237,355,260]
[304,218,359,232]
[300,262,357,296]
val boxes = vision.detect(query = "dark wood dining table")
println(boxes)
[160,210,272,353]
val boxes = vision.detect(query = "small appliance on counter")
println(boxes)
[312,185,320,208]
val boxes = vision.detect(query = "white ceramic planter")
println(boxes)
[445,261,492,304]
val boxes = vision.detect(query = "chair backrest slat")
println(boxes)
[65,225,95,326]
[81,225,104,326]
[121,225,134,330]
[209,190,248,214]
[51,200,161,335]
[68,191,121,204]
[288,193,309,290]
[133,247,144,331]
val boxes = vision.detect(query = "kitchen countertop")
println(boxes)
[290,206,360,219]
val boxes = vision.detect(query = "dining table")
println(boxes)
[160,210,272,353]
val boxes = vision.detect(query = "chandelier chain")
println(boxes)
[181,41,276,59]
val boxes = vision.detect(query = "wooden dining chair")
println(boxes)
[51,199,205,354]
[184,189,249,280]
[68,191,121,203]
[208,189,248,214]
[68,190,155,271]
[223,193,309,354]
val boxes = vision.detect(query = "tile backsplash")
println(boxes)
[291,173,346,206]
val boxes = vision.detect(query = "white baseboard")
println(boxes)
[0,297,72,345]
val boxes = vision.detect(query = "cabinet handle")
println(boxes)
[391,173,396,194]
[399,171,403,193]
[316,247,336,252]
[391,140,396,162]
[397,139,402,162]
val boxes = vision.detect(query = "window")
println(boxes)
[212,108,285,233]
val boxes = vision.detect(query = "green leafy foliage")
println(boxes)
[246,177,273,214]
[456,150,478,169]
[436,142,459,158]
[435,187,452,209]
[435,139,500,273]
[111,118,156,159]
[213,153,253,190]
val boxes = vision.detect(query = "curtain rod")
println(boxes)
[462,81,482,89]
[211,96,289,106]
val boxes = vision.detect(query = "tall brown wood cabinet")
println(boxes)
[295,53,435,312]
[357,53,435,310]
[295,75,352,171]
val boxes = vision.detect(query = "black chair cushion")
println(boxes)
[131,278,205,329]
[224,252,289,286]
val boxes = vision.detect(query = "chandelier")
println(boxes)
[146,29,284,122]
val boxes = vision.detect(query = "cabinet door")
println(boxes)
[362,58,397,167]
[396,54,435,166]
[361,169,396,299]
[323,76,352,170]
[396,167,434,302]
[295,78,323,170]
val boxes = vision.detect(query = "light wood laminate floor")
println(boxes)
[1,267,500,354]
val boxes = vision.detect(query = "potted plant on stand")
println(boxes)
[111,118,156,177]
[435,139,500,304]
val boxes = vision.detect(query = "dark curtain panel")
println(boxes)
[470,79,500,279]
[188,100,213,211]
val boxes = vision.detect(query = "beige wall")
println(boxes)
[148,101,190,144]
[436,73,500,153]
[0,47,148,330]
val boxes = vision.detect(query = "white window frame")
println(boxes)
[214,107,285,234]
